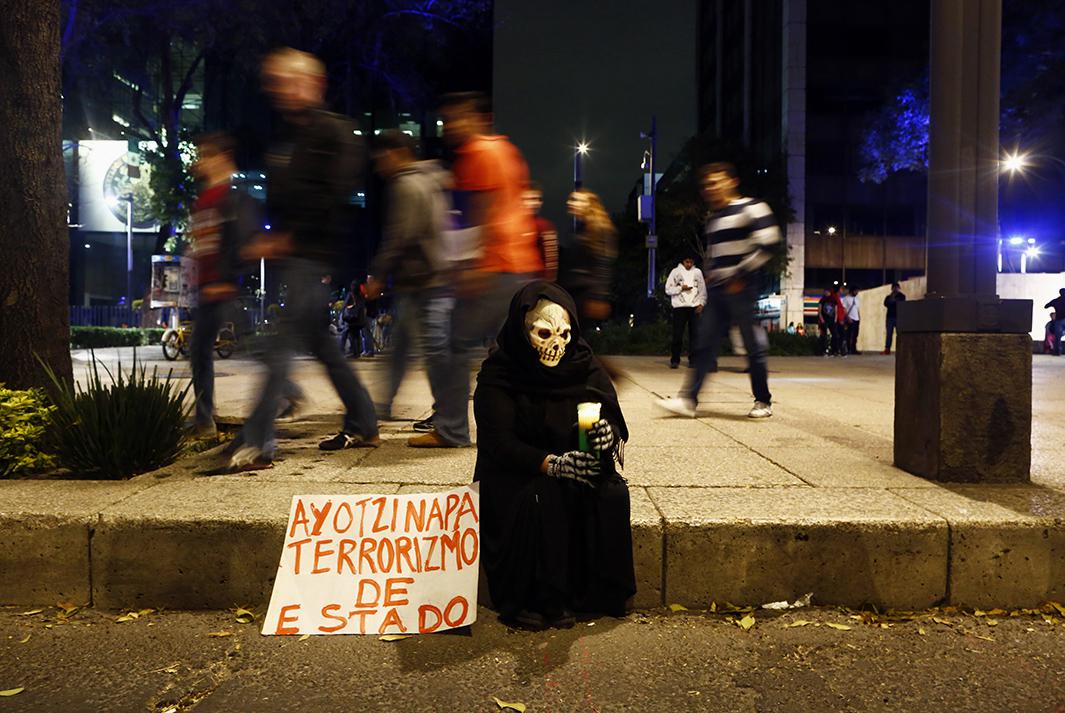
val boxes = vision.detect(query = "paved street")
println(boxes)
[2,605,1065,712]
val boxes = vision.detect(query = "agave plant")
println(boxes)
[41,351,191,479]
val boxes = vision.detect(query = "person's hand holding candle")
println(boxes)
[587,420,614,455]
[577,402,601,453]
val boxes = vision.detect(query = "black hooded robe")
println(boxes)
[473,282,636,618]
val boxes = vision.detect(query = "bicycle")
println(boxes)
[161,321,237,361]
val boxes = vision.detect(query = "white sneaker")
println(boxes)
[229,445,265,468]
[748,401,773,419]
[655,396,697,418]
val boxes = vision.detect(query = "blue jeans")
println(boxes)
[379,288,454,416]
[686,286,771,405]
[237,258,377,457]
[885,316,898,351]
[434,272,536,446]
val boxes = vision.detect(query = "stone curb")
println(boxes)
[4,477,1065,611]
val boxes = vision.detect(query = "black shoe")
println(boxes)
[548,608,576,629]
[412,413,435,432]
[669,362,679,369]
[507,609,547,631]
[319,431,381,450]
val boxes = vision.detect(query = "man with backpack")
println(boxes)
[365,130,454,422]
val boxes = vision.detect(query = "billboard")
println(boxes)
[76,140,158,233]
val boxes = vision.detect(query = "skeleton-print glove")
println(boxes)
[588,419,615,454]
[545,451,599,487]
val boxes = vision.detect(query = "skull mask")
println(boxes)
[525,298,572,367]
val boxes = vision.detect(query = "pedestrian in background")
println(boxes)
[656,161,780,419]
[826,284,847,356]
[1043,288,1065,356]
[525,181,558,282]
[222,47,378,471]
[664,254,706,369]
[561,189,617,323]
[187,132,258,438]
[817,288,834,356]
[338,280,367,357]
[410,91,542,448]
[883,282,906,355]
[843,286,861,355]
[366,130,453,422]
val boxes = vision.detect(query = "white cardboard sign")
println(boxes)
[263,485,480,636]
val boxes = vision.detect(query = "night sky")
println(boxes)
[493,0,695,234]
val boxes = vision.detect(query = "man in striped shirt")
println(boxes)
[657,162,780,419]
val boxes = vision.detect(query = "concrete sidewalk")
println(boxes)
[4,352,1064,611]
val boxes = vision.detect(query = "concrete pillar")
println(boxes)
[895,0,1032,483]
[781,0,806,328]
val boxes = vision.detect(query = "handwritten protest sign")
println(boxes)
[263,485,480,636]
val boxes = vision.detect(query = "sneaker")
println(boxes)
[209,445,273,474]
[276,400,301,422]
[748,401,773,419]
[412,413,435,432]
[669,362,679,370]
[319,431,381,451]
[882,349,891,355]
[408,431,464,448]
[655,396,697,418]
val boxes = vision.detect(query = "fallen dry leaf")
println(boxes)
[932,617,954,626]
[115,613,139,623]
[0,688,24,697]
[918,627,927,636]
[825,622,852,631]
[709,601,717,613]
[379,634,412,642]
[233,607,256,624]
[1046,601,1065,616]
[207,631,233,638]
[56,602,80,617]
[17,634,31,644]
[493,696,527,712]
[986,619,999,626]
[972,634,995,642]
[736,614,756,631]
[784,619,813,628]
[298,634,311,642]
[668,603,689,613]
[16,609,43,617]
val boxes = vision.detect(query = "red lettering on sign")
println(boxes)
[358,537,377,574]
[275,604,301,635]
[288,500,310,538]
[348,608,376,634]
[337,539,357,575]
[377,537,395,573]
[319,603,346,633]
[440,532,462,570]
[287,538,311,574]
[356,578,381,607]
[312,538,335,575]
[395,537,417,573]
[404,500,425,533]
[384,577,415,607]
[371,497,389,533]
[444,596,469,627]
[423,535,440,571]
[460,528,479,566]
[309,501,332,536]
[333,501,354,534]
[426,498,445,531]
[456,491,479,525]
[378,607,408,634]
[418,605,442,633]
[444,493,460,531]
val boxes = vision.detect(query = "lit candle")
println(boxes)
[577,402,601,453]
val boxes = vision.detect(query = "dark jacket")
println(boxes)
[369,161,449,291]
[265,109,366,262]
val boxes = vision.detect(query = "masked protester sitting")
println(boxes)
[473,281,636,630]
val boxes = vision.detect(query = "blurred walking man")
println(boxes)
[409,91,542,447]
[656,162,780,419]
[222,48,378,471]
[366,130,453,421]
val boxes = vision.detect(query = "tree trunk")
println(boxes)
[0,0,72,388]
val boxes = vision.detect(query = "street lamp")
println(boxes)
[1001,151,1029,174]
[573,141,589,190]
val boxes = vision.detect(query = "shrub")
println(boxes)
[42,353,191,479]
[585,320,821,356]
[0,386,57,477]
[70,327,165,349]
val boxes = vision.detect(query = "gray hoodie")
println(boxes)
[370,160,451,291]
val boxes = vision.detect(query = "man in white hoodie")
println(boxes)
[664,255,707,369]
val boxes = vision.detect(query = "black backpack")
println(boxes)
[820,298,836,320]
